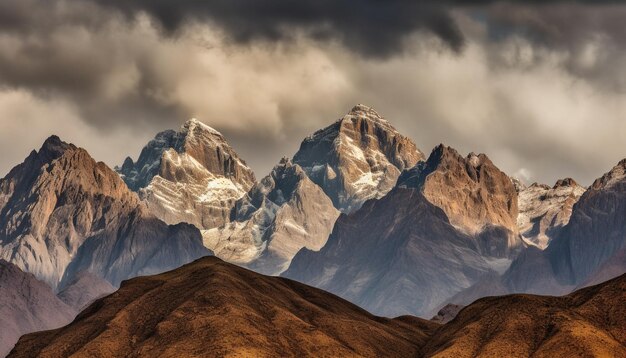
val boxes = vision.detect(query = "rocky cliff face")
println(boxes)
[293,104,424,213]
[547,159,626,285]
[283,188,500,317]
[203,158,339,275]
[397,144,522,258]
[516,178,585,249]
[0,260,75,357]
[499,159,626,296]
[0,136,210,290]
[118,119,255,230]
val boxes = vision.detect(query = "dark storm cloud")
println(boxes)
[1,0,626,186]
[94,0,466,56]
[479,3,626,91]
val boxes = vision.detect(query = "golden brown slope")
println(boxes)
[9,256,437,358]
[421,273,626,358]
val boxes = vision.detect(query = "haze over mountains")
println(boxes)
[1,104,626,356]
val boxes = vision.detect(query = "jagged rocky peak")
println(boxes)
[169,119,255,186]
[590,158,626,190]
[397,144,520,257]
[0,136,209,291]
[517,177,585,249]
[293,104,424,212]
[544,158,626,286]
[119,119,255,192]
[117,118,256,230]
[554,177,579,189]
[203,157,339,275]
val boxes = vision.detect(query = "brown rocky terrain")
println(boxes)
[9,257,626,358]
[293,104,424,212]
[422,273,626,357]
[397,144,522,258]
[9,256,438,358]
[0,136,210,290]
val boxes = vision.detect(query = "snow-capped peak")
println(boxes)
[182,118,223,137]
[293,105,424,212]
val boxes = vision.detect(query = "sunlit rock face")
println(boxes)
[118,119,256,230]
[397,144,522,258]
[293,104,424,213]
[203,158,339,275]
[0,136,210,290]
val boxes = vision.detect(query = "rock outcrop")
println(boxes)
[397,144,522,258]
[430,304,464,324]
[118,119,255,230]
[516,178,585,249]
[204,158,339,274]
[293,104,424,213]
[0,136,210,290]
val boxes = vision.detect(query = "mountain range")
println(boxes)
[1,104,625,356]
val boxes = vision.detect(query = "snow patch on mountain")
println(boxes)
[293,104,424,212]
[118,119,255,230]
[516,178,586,249]
[203,159,339,274]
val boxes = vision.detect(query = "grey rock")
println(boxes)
[284,188,495,318]
[0,260,75,357]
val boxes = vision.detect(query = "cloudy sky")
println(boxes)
[1,0,625,185]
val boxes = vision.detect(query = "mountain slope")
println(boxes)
[0,136,210,289]
[293,104,424,213]
[397,144,522,258]
[9,256,437,358]
[204,158,339,274]
[118,119,255,230]
[284,188,498,317]
[504,159,626,295]
[0,260,76,357]
[57,272,116,311]
[10,258,626,358]
[516,178,585,249]
[422,274,626,357]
